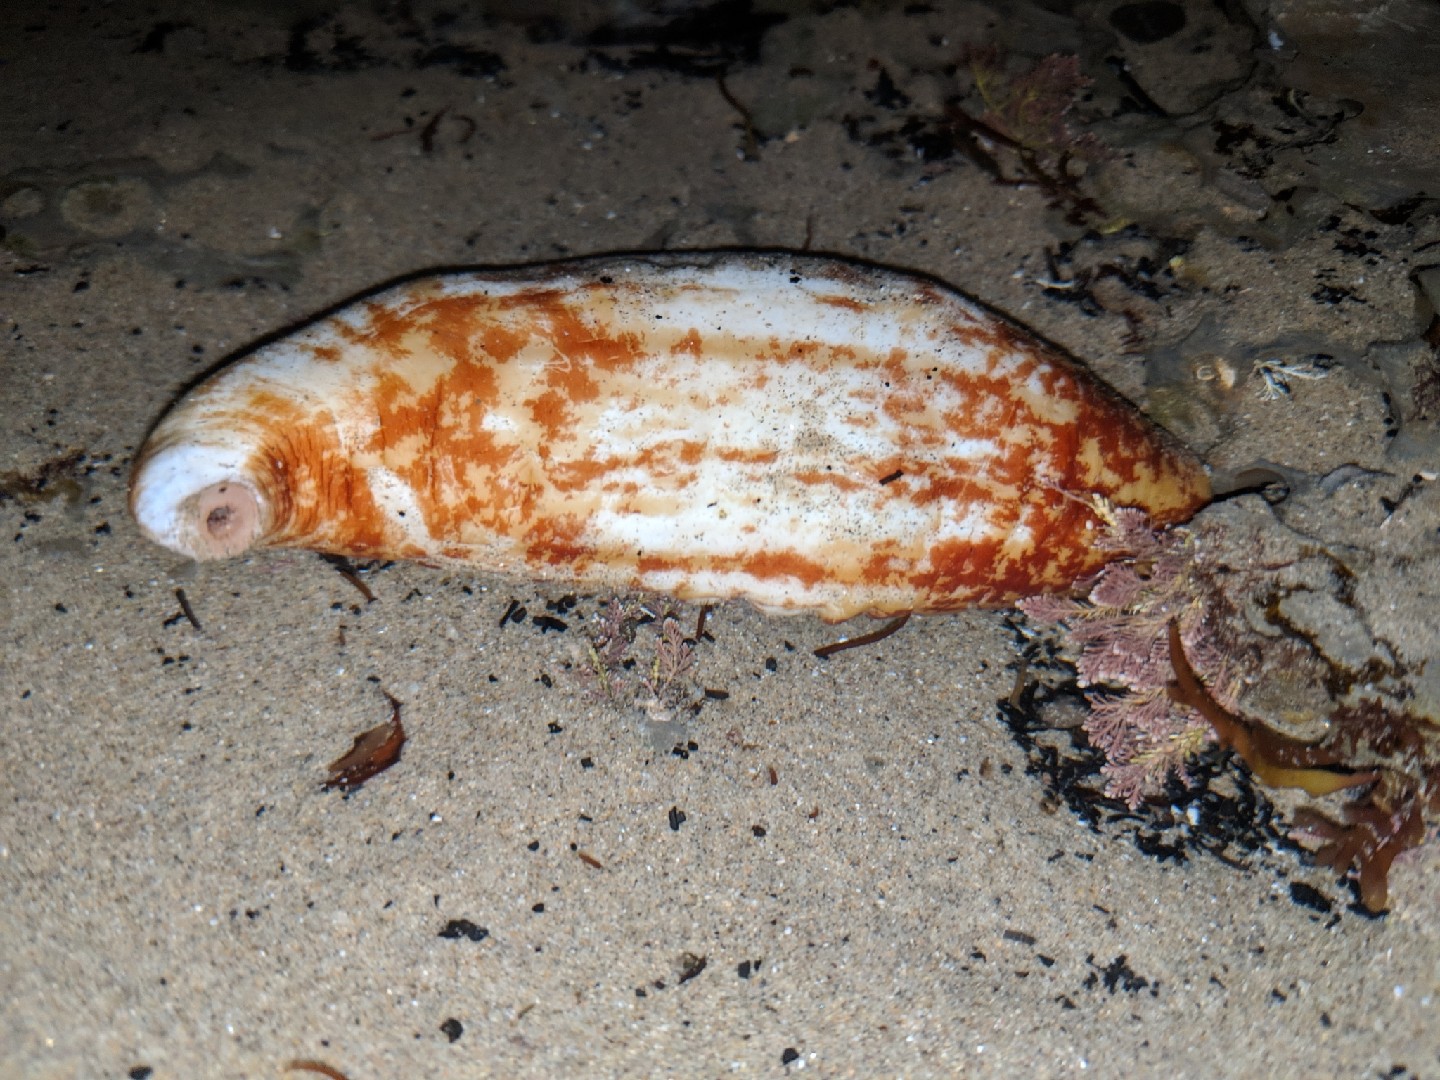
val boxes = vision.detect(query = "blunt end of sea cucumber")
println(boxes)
[188,481,262,559]
[130,441,270,561]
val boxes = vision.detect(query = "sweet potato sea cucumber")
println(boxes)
[129,252,1209,620]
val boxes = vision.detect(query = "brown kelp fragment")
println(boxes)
[1165,621,1376,797]
[1293,796,1427,913]
[1289,700,1440,912]
[323,691,405,792]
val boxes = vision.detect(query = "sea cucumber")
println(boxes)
[129,252,1210,620]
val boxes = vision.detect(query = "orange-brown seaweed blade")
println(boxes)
[324,692,406,791]
[1166,621,1375,797]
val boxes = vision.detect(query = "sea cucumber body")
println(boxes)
[130,252,1210,620]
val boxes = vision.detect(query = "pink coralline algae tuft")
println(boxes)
[1018,501,1233,808]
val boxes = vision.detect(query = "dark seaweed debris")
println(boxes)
[996,637,1294,875]
[0,449,86,504]
[844,48,1108,225]
[437,919,489,942]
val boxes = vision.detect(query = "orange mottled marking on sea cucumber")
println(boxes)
[455,352,503,409]
[358,293,506,366]
[861,547,908,585]
[844,409,878,429]
[918,535,1011,601]
[881,384,929,427]
[525,512,591,567]
[481,322,529,363]
[635,548,829,590]
[311,344,342,363]
[716,447,779,464]
[543,354,601,407]
[549,455,615,492]
[675,328,703,356]
[948,314,1043,362]
[792,469,866,492]
[904,468,990,508]
[246,389,397,557]
[737,549,828,588]
[781,339,823,362]
[629,439,704,476]
[938,364,1033,410]
[635,553,672,578]
[527,388,577,446]
[511,289,644,374]
[870,456,908,483]
[363,353,526,546]
[420,295,492,363]
[1043,402,1082,482]
[818,294,866,312]
[360,299,413,356]
[368,369,431,454]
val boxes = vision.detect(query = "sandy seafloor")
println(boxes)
[3,1,1439,1077]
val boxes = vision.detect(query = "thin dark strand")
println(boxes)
[813,613,911,659]
[174,587,202,631]
[716,74,760,160]
[322,554,376,603]
[1008,656,1030,708]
